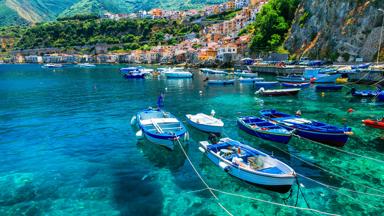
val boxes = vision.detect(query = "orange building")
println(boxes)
[150,9,163,18]
[198,47,217,61]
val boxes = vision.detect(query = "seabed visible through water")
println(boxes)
[0,64,383,215]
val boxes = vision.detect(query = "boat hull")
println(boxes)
[280,125,349,147]
[363,120,384,129]
[186,117,223,134]
[124,74,145,79]
[276,77,307,83]
[205,151,294,193]
[313,74,341,83]
[281,82,310,88]
[237,120,291,144]
[208,80,235,85]
[165,74,193,78]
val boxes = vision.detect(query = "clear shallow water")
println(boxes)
[0,64,383,215]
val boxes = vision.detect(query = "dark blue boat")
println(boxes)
[237,117,292,144]
[260,110,352,147]
[315,84,343,91]
[350,88,384,99]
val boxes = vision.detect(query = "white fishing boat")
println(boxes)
[201,68,228,74]
[235,71,259,78]
[164,68,193,78]
[239,77,264,83]
[255,88,301,96]
[42,63,63,68]
[199,138,296,192]
[78,63,96,67]
[132,108,189,150]
[186,111,224,134]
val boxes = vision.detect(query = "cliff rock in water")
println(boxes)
[285,0,384,62]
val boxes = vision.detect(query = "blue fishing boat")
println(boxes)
[281,82,310,88]
[253,81,280,88]
[260,110,352,147]
[199,138,296,192]
[131,108,188,150]
[239,77,264,83]
[304,68,341,83]
[315,84,343,91]
[237,117,292,144]
[350,88,384,99]
[207,79,235,85]
[121,67,150,79]
[276,75,307,83]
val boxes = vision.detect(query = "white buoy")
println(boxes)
[199,90,203,95]
[165,87,168,91]
[130,116,137,125]
[211,109,216,116]
[136,130,143,138]
[198,146,206,153]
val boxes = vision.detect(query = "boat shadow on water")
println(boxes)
[136,139,187,171]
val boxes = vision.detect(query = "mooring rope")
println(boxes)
[175,135,343,216]
[174,137,233,216]
[296,173,384,198]
[291,134,384,164]
[297,174,381,210]
[209,188,340,216]
[264,140,384,195]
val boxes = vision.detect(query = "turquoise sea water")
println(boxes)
[0,64,383,215]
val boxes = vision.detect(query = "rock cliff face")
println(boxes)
[285,0,384,62]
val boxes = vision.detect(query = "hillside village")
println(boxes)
[1,0,266,65]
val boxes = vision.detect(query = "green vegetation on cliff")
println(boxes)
[8,17,201,51]
[0,0,226,26]
[249,0,300,53]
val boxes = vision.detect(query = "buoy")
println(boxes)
[321,92,325,97]
[165,87,168,91]
[199,90,203,95]
[211,109,216,116]
[296,110,302,116]
[198,146,206,153]
[347,108,354,113]
[130,116,137,125]
[136,130,143,138]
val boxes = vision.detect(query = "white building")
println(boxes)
[235,0,250,9]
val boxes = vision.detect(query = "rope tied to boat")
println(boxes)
[263,140,384,195]
[291,133,384,164]
[172,135,233,216]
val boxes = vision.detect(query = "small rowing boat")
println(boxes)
[239,77,264,83]
[42,63,63,68]
[186,112,224,134]
[276,75,307,83]
[350,88,384,99]
[132,108,188,150]
[237,117,292,144]
[281,82,310,88]
[315,84,343,91]
[207,79,235,85]
[260,109,352,147]
[199,138,296,192]
[201,68,228,74]
[164,68,193,78]
[362,119,384,130]
[255,88,301,96]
